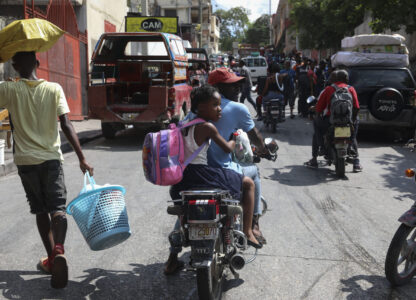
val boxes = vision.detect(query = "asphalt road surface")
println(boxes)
[1,106,416,299]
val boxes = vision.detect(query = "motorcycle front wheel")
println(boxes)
[385,224,416,286]
[196,234,224,300]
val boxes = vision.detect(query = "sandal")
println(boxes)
[37,257,51,274]
[164,257,184,275]
[305,158,318,168]
[247,239,263,249]
[51,254,68,289]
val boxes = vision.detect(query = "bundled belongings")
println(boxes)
[331,51,409,68]
[332,34,409,68]
[0,18,64,63]
[341,34,408,54]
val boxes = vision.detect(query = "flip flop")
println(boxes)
[37,257,51,274]
[247,239,263,249]
[51,254,68,289]
[164,259,184,275]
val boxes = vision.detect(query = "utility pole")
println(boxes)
[141,0,149,54]
[269,0,272,46]
[199,0,203,47]
[141,0,149,16]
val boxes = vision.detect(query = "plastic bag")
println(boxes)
[0,18,64,63]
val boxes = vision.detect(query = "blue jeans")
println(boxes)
[241,164,262,216]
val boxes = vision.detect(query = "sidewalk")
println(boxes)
[0,119,102,177]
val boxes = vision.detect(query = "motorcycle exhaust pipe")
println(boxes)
[230,253,246,270]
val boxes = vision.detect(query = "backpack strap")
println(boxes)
[331,83,340,92]
[184,142,207,166]
[180,117,208,167]
[178,117,206,129]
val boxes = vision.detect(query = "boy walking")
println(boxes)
[0,51,93,288]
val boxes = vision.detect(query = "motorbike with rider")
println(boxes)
[305,69,362,176]
[164,69,271,299]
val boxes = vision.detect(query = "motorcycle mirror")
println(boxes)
[405,169,415,177]
[306,96,316,104]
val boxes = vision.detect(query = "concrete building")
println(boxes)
[141,0,220,54]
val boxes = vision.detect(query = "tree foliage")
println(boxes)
[290,0,364,49]
[246,14,270,46]
[215,7,250,51]
[364,0,416,34]
[290,0,416,50]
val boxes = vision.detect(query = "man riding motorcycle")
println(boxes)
[164,68,269,275]
[305,69,362,172]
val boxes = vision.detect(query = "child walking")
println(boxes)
[0,51,94,288]
[166,84,261,273]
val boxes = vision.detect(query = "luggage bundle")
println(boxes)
[332,34,409,68]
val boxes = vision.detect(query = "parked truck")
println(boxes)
[88,32,192,138]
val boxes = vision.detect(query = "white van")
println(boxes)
[241,56,268,84]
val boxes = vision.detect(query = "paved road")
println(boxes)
[1,108,416,299]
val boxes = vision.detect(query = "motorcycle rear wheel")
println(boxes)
[335,157,345,178]
[385,224,416,286]
[196,234,224,300]
[271,119,277,133]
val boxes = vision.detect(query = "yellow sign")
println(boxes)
[126,17,178,34]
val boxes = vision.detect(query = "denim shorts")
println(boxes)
[17,160,67,215]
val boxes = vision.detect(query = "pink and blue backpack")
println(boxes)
[142,118,206,186]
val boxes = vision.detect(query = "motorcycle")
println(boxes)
[306,96,352,178]
[262,97,285,134]
[167,138,278,300]
[385,168,416,286]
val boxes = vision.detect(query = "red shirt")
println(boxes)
[316,82,360,116]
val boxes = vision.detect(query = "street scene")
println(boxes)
[1,0,416,299]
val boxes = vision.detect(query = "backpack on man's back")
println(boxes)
[329,84,353,125]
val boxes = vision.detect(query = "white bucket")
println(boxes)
[0,139,5,165]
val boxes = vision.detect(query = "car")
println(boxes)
[241,56,268,84]
[347,66,416,138]
[88,32,192,139]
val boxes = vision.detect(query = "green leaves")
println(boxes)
[289,0,365,49]
[289,0,416,50]
[216,7,251,51]
[246,14,271,46]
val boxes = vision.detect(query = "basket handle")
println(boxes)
[83,171,97,192]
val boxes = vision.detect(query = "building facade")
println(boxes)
[272,0,297,55]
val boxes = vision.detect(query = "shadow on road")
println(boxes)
[0,260,246,299]
[340,274,416,300]
[0,262,196,300]
[373,147,416,202]
[265,164,351,186]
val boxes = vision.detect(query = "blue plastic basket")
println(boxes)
[67,173,131,251]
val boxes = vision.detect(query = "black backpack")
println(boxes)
[329,84,353,125]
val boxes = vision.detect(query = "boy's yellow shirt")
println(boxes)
[0,79,70,165]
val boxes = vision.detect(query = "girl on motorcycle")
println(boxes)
[169,85,262,248]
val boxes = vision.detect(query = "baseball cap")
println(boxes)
[208,67,245,85]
